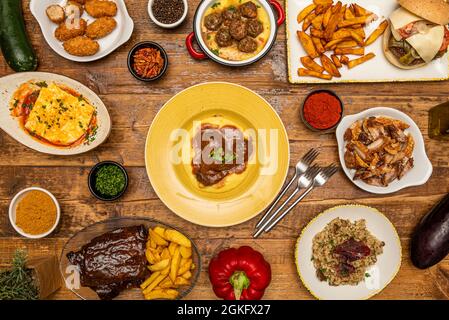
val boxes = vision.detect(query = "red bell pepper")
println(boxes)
[208,246,271,300]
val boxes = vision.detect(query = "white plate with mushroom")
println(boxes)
[30,0,134,62]
[336,107,432,194]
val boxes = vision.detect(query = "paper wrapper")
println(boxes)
[27,256,62,299]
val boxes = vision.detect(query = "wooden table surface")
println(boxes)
[1,0,448,300]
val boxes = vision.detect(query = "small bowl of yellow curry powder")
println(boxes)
[9,187,60,239]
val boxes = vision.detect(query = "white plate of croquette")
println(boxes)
[30,0,134,62]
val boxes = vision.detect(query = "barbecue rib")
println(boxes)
[67,225,148,300]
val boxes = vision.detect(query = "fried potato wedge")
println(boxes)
[297,31,319,58]
[334,47,365,55]
[297,4,317,23]
[320,54,341,77]
[347,52,375,69]
[364,20,388,46]
[298,68,332,80]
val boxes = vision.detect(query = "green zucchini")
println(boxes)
[0,0,38,72]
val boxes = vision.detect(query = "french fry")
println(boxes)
[325,38,344,50]
[320,54,341,77]
[336,40,358,48]
[168,242,178,255]
[347,52,375,69]
[144,289,179,300]
[331,54,342,68]
[149,258,170,272]
[349,30,364,46]
[149,237,157,249]
[331,1,342,13]
[165,229,191,247]
[297,4,316,23]
[315,4,330,15]
[322,6,332,28]
[338,15,374,28]
[169,247,181,282]
[301,56,324,73]
[161,265,170,275]
[352,4,377,20]
[174,277,190,286]
[180,246,192,259]
[191,263,196,270]
[311,14,324,30]
[364,20,388,46]
[153,226,166,238]
[149,229,168,246]
[142,273,166,294]
[324,5,345,40]
[311,37,325,54]
[145,249,157,264]
[161,247,171,260]
[297,31,319,58]
[303,12,317,31]
[178,259,193,275]
[313,0,333,5]
[310,28,325,38]
[340,55,349,64]
[298,68,332,80]
[159,278,175,289]
[140,271,161,290]
[345,6,355,20]
[181,271,192,280]
[334,47,365,55]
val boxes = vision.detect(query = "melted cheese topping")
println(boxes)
[406,25,445,62]
[390,7,422,30]
[24,83,95,146]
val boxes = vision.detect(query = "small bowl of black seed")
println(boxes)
[148,0,188,29]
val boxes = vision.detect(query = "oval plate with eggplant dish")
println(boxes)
[296,204,402,300]
[0,72,111,155]
[336,107,432,194]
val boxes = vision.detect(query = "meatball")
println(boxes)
[215,27,233,47]
[229,19,247,40]
[222,7,241,26]
[238,36,257,53]
[239,1,258,19]
[204,13,223,31]
[246,19,263,38]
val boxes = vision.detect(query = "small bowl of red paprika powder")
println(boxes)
[300,90,343,133]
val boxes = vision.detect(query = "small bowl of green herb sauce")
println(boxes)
[88,161,129,201]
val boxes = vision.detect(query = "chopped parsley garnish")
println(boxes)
[211,48,220,56]
[79,121,84,129]
[210,147,236,163]
[365,273,371,278]
[35,81,48,88]
[211,2,221,8]
[78,95,84,102]
[95,165,126,198]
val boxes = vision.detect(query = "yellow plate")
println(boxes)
[145,82,290,227]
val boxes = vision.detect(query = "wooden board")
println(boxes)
[0,0,448,300]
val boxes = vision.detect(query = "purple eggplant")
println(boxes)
[411,194,449,269]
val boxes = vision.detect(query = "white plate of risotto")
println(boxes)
[295,204,402,300]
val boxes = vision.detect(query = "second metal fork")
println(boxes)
[255,148,319,229]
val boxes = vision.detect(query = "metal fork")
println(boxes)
[262,164,339,234]
[253,164,321,238]
[255,148,319,229]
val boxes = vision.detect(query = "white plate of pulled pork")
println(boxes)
[336,107,432,194]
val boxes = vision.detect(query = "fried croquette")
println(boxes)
[63,36,100,56]
[46,5,65,24]
[85,0,117,18]
[54,18,87,42]
[65,1,84,18]
[86,17,117,39]
[71,0,86,4]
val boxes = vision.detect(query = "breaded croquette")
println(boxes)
[85,0,117,18]
[86,17,117,39]
[46,5,65,24]
[63,36,100,56]
[65,1,84,18]
[54,18,87,41]
[71,0,86,4]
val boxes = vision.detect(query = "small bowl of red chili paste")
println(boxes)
[301,90,343,133]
